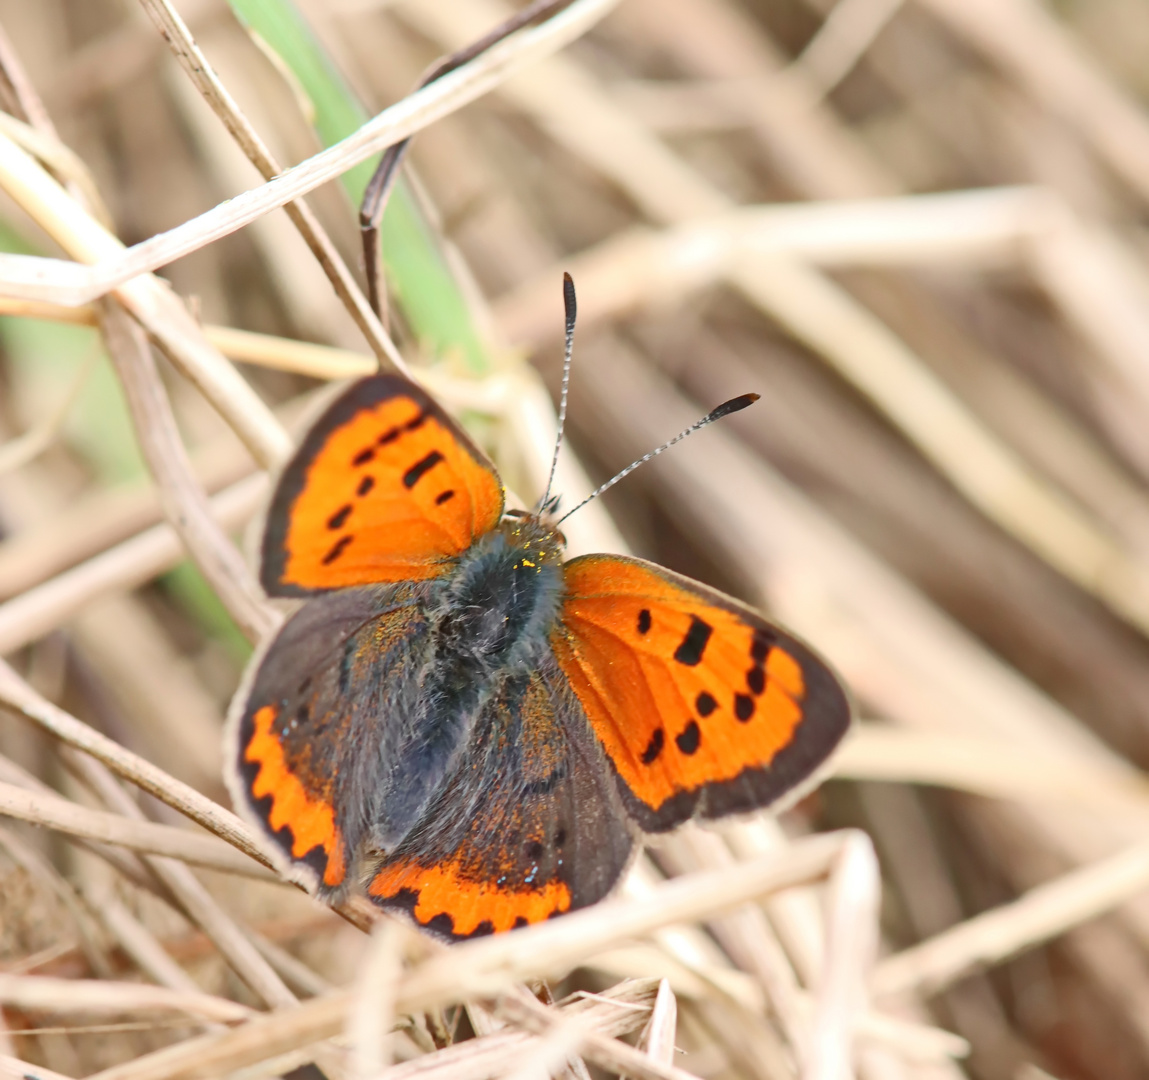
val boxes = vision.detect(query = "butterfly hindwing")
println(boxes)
[551,554,852,832]
[227,583,434,897]
[365,658,635,941]
[262,375,505,597]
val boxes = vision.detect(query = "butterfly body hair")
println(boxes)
[361,514,569,851]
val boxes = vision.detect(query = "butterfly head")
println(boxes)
[500,507,567,566]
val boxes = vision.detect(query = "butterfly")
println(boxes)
[227,283,852,942]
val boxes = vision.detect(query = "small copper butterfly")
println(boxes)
[226,278,851,941]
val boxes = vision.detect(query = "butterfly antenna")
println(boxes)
[539,272,577,512]
[556,392,760,524]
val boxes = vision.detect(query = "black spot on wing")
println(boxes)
[747,665,766,695]
[321,535,353,565]
[675,721,701,755]
[435,489,456,506]
[734,693,755,722]
[695,690,717,717]
[673,616,712,666]
[378,426,400,446]
[751,629,773,664]
[357,475,375,496]
[405,411,429,431]
[637,608,652,635]
[641,728,665,765]
[327,504,352,530]
[524,839,544,860]
[352,448,374,466]
[403,450,444,489]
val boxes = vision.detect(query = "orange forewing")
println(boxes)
[551,555,850,827]
[262,376,504,596]
[367,858,571,937]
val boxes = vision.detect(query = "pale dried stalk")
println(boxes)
[570,334,1149,1039]
[67,753,299,1012]
[0,778,272,878]
[804,832,879,1080]
[99,301,276,642]
[651,828,806,1055]
[0,974,254,1024]
[0,110,112,227]
[918,0,1149,207]
[495,990,701,1080]
[0,0,621,307]
[0,474,266,656]
[0,21,57,135]
[404,0,1149,644]
[834,726,1149,819]
[0,130,291,468]
[0,660,268,865]
[348,920,405,1078]
[0,823,119,981]
[793,0,906,97]
[638,979,678,1063]
[249,932,334,999]
[0,434,255,601]
[379,980,659,1080]
[872,840,1149,999]
[0,298,377,378]
[494,187,1049,341]
[497,997,598,1080]
[95,895,214,999]
[85,837,848,1080]
[0,762,169,900]
[135,0,404,373]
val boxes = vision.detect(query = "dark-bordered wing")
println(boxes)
[551,554,852,833]
[365,659,634,941]
[262,375,505,598]
[227,583,432,897]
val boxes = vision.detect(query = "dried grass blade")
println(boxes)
[873,840,1149,998]
[0,779,273,878]
[0,974,253,1023]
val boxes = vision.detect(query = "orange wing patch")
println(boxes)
[368,857,571,938]
[243,705,347,888]
[262,376,504,596]
[553,555,849,829]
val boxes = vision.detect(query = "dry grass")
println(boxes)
[1,0,1148,1078]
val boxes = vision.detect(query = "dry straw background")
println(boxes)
[1,0,1149,1078]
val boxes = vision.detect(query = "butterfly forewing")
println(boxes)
[262,376,504,597]
[551,554,852,832]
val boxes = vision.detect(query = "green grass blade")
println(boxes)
[228,0,491,373]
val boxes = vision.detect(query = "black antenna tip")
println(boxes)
[562,272,577,330]
[707,393,759,422]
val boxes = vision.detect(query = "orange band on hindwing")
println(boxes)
[368,858,571,938]
[243,705,347,888]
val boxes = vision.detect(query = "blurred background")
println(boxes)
[4,1,1149,1079]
